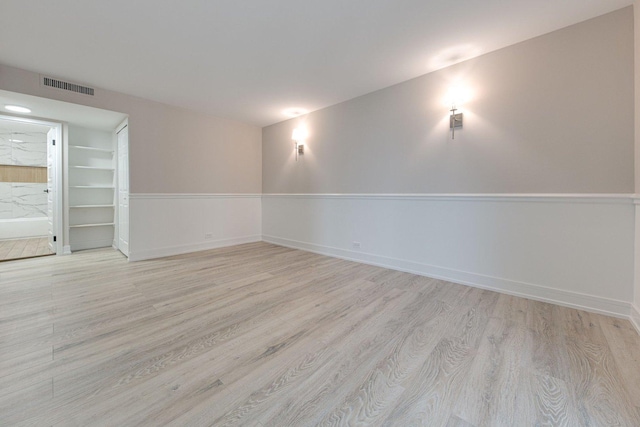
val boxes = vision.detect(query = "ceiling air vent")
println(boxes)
[42,76,94,96]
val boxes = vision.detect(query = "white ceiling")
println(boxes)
[0,0,632,127]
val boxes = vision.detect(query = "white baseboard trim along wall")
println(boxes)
[128,194,262,262]
[630,305,640,335]
[262,194,636,320]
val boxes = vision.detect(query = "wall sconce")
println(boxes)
[292,127,308,161]
[447,86,466,139]
[450,107,463,139]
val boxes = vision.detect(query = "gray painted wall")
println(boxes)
[0,65,262,194]
[262,7,634,194]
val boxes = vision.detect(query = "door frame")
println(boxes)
[0,114,63,255]
[115,118,129,258]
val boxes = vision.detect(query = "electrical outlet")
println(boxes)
[204,233,213,240]
[352,241,361,249]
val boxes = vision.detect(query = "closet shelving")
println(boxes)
[70,166,115,171]
[68,133,116,251]
[69,223,115,228]
[70,145,114,154]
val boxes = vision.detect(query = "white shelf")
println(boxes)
[69,145,114,154]
[69,223,115,228]
[68,130,116,252]
[70,166,115,171]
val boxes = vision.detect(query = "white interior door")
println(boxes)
[46,128,56,252]
[117,124,129,256]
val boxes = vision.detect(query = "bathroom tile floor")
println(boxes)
[0,237,53,261]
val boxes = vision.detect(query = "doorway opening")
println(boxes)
[0,115,62,261]
[0,89,129,260]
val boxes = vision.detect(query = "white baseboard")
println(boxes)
[62,245,72,255]
[630,305,640,335]
[129,235,262,262]
[263,234,631,319]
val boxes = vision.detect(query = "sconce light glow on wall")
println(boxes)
[447,86,467,139]
[292,127,308,161]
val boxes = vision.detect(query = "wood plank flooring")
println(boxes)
[0,237,53,261]
[1,242,639,426]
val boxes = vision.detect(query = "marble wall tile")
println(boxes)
[0,183,11,219]
[0,134,47,167]
[0,137,11,165]
[11,183,47,218]
[0,126,49,219]
[11,140,47,167]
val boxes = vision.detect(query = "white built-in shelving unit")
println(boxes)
[68,127,116,252]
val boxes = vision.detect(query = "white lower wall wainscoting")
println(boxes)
[129,194,262,261]
[262,194,635,318]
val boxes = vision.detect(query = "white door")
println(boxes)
[117,124,129,256]
[46,128,56,252]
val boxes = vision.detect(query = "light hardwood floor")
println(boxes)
[1,242,639,426]
[0,237,53,261]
